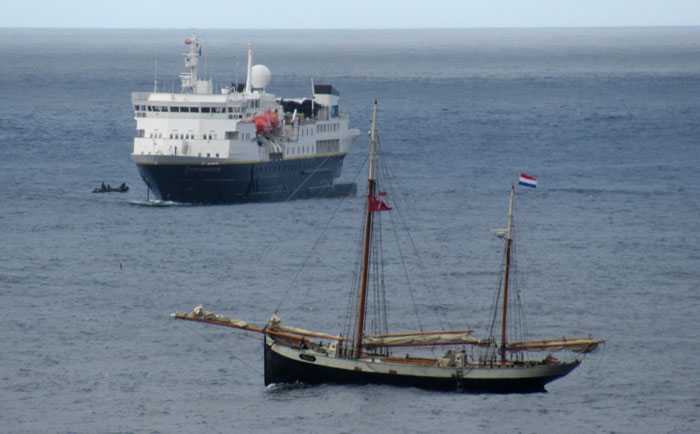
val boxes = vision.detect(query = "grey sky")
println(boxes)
[1,0,699,29]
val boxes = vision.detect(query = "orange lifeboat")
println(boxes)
[250,110,280,134]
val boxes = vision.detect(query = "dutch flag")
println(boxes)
[518,173,537,188]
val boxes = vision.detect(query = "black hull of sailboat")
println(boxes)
[264,343,577,394]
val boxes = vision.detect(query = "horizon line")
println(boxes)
[2,24,700,31]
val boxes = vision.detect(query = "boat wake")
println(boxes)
[127,200,186,207]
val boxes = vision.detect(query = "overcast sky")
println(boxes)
[2,0,699,29]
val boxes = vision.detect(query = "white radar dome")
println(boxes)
[251,64,271,89]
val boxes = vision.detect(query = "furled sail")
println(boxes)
[363,330,489,348]
[184,305,250,328]
[267,315,346,342]
[507,338,604,354]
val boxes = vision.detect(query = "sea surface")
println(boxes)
[1,27,699,433]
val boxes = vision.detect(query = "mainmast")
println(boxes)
[500,185,515,363]
[354,101,379,358]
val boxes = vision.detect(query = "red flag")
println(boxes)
[185,39,193,45]
[378,191,387,196]
[369,195,392,212]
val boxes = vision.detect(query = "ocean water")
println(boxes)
[1,27,700,433]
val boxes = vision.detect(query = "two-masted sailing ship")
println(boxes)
[174,102,603,393]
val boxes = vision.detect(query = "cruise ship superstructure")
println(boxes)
[131,33,360,203]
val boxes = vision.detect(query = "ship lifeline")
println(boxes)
[131,33,360,204]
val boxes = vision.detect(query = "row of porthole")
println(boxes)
[288,145,314,156]
[135,105,245,114]
[316,123,340,133]
[170,133,216,140]
[256,158,329,173]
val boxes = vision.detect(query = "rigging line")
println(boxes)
[381,175,425,334]
[252,154,334,263]
[487,250,505,341]
[371,224,382,335]
[344,177,371,343]
[378,212,390,337]
[283,154,331,202]
[249,154,336,265]
[508,214,528,341]
[272,154,369,315]
[389,187,459,330]
[510,237,527,342]
[375,142,452,331]
[176,319,263,376]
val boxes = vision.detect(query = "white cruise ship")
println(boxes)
[131,33,360,203]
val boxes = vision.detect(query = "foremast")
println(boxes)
[500,185,515,364]
[354,101,379,358]
[496,184,604,361]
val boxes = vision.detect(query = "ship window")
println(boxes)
[147,106,152,111]
[191,107,199,113]
[202,107,211,113]
[169,134,173,139]
[213,107,222,113]
[134,105,139,111]
[207,153,210,157]
[180,107,189,112]
[171,106,180,113]
[227,107,233,113]
[161,106,168,112]
[216,153,219,157]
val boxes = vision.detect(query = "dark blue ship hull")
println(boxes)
[135,154,354,204]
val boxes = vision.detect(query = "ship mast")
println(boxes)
[180,31,199,93]
[354,101,379,358]
[500,185,515,363]
[245,42,253,94]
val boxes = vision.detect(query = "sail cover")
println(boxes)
[267,315,345,341]
[186,305,249,328]
[363,331,484,347]
[508,338,604,353]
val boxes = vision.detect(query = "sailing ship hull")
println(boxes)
[265,340,580,393]
[134,153,353,204]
